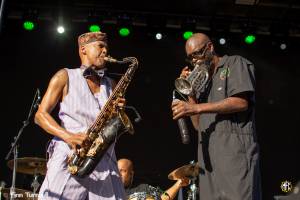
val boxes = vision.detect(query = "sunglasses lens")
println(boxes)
[186,43,209,63]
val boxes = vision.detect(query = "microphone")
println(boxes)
[177,117,190,144]
[37,88,41,101]
[173,90,190,144]
[34,88,41,109]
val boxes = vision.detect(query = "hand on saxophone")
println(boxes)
[112,97,126,114]
[63,132,90,150]
[114,97,126,110]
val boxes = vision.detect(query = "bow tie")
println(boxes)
[82,66,107,79]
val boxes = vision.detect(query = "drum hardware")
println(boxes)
[7,157,46,176]
[30,173,40,195]
[168,161,200,200]
[187,177,198,200]
[7,157,46,196]
[168,162,200,181]
[128,191,159,200]
[5,88,40,200]
[186,161,198,200]
[0,181,6,200]
[128,186,161,200]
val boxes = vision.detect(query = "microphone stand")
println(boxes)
[5,88,40,200]
[0,0,6,34]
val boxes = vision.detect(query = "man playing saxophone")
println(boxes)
[35,31,126,200]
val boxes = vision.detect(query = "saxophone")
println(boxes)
[67,56,138,177]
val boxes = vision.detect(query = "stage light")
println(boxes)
[23,21,35,31]
[87,10,102,33]
[57,26,65,34]
[119,27,130,37]
[155,33,162,40]
[183,31,193,40]
[280,43,287,50]
[22,9,38,31]
[219,38,226,45]
[89,24,100,32]
[244,34,256,44]
[181,17,196,40]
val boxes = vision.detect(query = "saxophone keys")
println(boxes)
[86,136,104,157]
[68,165,78,175]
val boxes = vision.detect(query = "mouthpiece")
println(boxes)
[104,56,134,64]
[104,56,118,63]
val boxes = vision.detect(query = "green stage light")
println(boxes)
[183,31,193,40]
[119,27,130,37]
[23,21,35,31]
[89,24,100,32]
[244,34,256,44]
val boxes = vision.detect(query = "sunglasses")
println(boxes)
[186,42,210,64]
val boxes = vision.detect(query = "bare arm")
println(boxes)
[161,179,189,200]
[172,93,249,120]
[34,69,86,149]
[194,94,248,115]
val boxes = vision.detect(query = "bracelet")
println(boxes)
[163,192,171,200]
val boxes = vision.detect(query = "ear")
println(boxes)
[80,45,87,55]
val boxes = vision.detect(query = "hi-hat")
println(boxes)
[168,162,200,180]
[1,187,37,200]
[7,157,47,175]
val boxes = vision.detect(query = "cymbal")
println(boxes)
[1,187,37,200]
[168,162,200,180]
[7,157,47,175]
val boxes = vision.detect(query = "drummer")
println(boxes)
[117,158,189,200]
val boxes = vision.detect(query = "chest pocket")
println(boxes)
[206,67,229,102]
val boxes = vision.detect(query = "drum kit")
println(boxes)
[2,158,199,200]
[0,157,46,200]
[128,185,161,200]
[128,162,200,200]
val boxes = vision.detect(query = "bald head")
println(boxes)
[185,33,211,56]
[118,159,134,188]
[118,159,133,171]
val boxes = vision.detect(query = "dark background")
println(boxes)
[0,0,300,199]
